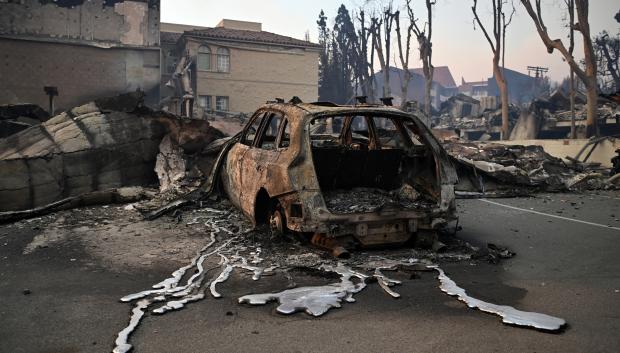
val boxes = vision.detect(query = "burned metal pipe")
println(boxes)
[311,233,350,258]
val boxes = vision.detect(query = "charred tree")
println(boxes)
[370,5,396,98]
[332,5,358,103]
[472,0,515,140]
[593,31,620,94]
[565,0,577,138]
[354,10,376,102]
[317,10,334,102]
[408,0,437,123]
[394,8,413,110]
[520,0,599,137]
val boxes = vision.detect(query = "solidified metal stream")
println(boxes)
[238,260,565,332]
[113,219,565,352]
[112,211,263,353]
[431,266,566,331]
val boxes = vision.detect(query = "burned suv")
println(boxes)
[220,101,457,252]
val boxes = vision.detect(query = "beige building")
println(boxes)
[161,20,320,116]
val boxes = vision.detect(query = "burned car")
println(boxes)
[219,101,458,254]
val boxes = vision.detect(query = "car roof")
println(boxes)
[258,102,413,121]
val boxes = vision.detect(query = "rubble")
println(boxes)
[0,103,50,138]
[444,141,616,196]
[0,92,222,213]
[432,90,619,140]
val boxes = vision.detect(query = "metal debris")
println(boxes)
[431,266,566,331]
[373,267,402,298]
[113,207,261,353]
[238,264,368,316]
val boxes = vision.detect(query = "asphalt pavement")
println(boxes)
[1,192,619,353]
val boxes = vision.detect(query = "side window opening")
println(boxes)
[278,119,291,148]
[241,113,264,146]
[309,116,345,147]
[403,121,425,145]
[372,117,411,149]
[258,112,284,150]
[347,116,370,148]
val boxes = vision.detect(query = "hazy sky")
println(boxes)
[161,0,619,83]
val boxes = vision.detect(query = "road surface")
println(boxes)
[1,192,619,353]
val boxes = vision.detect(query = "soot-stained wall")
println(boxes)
[0,0,160,46]
[0,0,161,110]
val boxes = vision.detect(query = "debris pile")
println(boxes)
[0,92,223,213]
[433,93,520,135]
[0,103,50,138]
[444,141,617,196]
[432,90,619,140]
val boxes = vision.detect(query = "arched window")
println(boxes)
[197,45,211,71]
[216,47,230,72]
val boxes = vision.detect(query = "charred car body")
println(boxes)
[219,101,458,252]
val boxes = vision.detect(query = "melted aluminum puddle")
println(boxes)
[431,266,566,331]
[239,260,565,331]
[239,264,368,316]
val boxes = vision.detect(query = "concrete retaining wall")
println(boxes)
[496,138,620,167]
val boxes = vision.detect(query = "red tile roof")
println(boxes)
[410,66,457,88]
[183,27,321,49]
[161,31,182,44]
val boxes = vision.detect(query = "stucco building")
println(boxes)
[160,20,320,116]
[0,0,161,112]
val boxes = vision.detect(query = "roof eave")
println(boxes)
[183,32,321,50]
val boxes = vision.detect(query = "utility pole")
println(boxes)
[43,86,58,116]
[527,65,549,79]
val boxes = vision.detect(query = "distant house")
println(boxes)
[371,65,458,108]
[458,78,489,99]
[486,67,542,105]
[160,20,321,116]
[458,68,542,106]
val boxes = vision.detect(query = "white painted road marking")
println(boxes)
[589,194,620,201]
[479,199,620,232]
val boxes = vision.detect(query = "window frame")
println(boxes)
[216,47,230,73]
[241,111,267,147]
[197,45,211,71]
[277,118,291,149]
[197,95,212,111]
[256,111,285,150]
[215,96,229,112]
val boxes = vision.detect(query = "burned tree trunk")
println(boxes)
[472,0,515,140]
[394,6,414,110]
[471,0,514,140]
[370,6,396,99]
[409,0,436,121]
[520,0,599,136]
[565,0,577,139]
[494,65,510,137]
[0,93,218,212]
